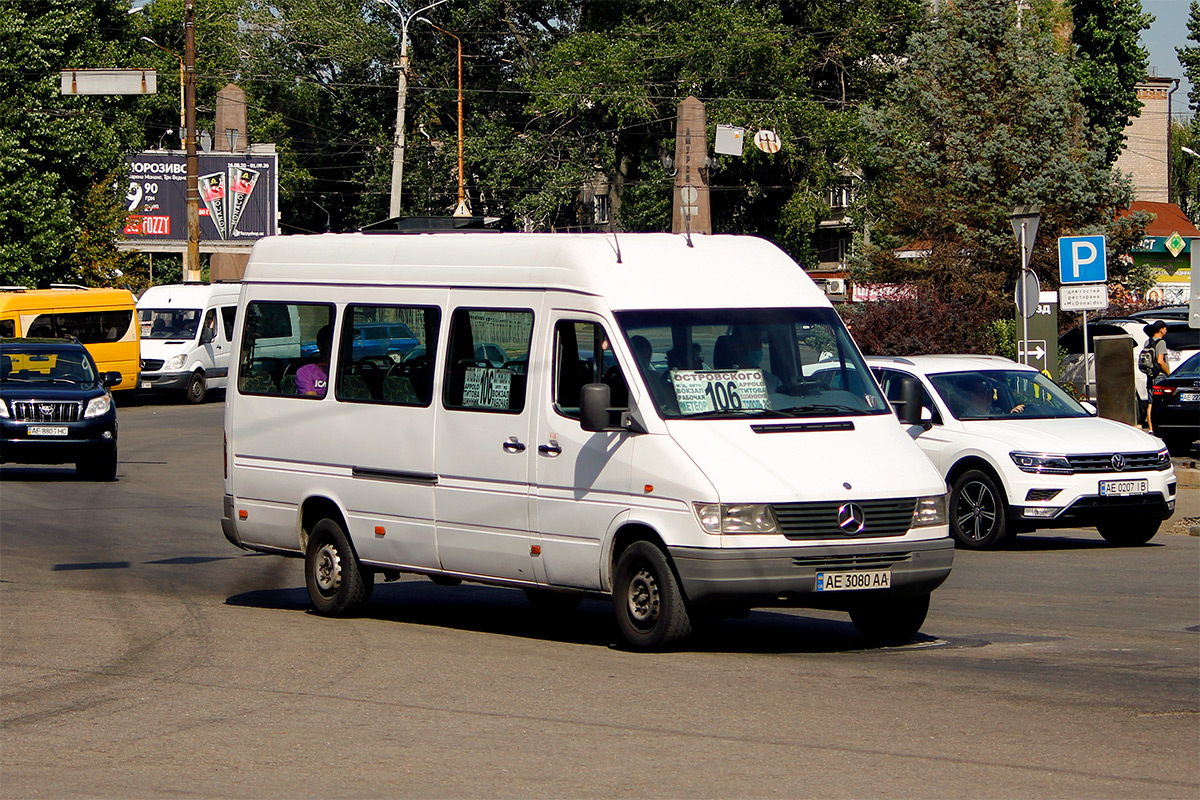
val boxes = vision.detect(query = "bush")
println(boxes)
[838,291,1008,356]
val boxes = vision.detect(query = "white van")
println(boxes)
[137,283,240,403]
[221,232,954,649]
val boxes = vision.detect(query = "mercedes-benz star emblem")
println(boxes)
[837,502,866,534]
[1111,453,1126,472]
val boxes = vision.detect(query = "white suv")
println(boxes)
[868,355,1175,549]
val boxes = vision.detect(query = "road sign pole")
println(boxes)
[1082,309,1090,400]
[1021,225,1029,367]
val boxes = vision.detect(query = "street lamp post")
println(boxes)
[420,20,468,217]
[376,0,450,219]
[139,37,184,148]
[183,0,200,282]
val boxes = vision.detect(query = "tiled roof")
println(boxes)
[1117,201,1200,237]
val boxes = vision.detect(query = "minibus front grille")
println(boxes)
[791,551,913,570]
[774,498,916,539]
[10,400,82,422]
[141,358,164,371]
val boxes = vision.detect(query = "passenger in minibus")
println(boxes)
[297,325,332,398]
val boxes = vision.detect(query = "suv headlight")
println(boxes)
[1010,452,1074,474]
[164,354,187,371]
[911,495,947,528]
[693,503,779,534]
[1154,448,1171,470]
[84,394,112,419]
[0,400,9,420]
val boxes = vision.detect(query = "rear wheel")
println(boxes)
[1096,516,1160,546]
[185,371,206,404]
[949,469,1009,549]
[305,518,373,615]
[613,541,692,650]
[849,594,930,646]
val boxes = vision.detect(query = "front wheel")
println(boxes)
[1096,516,1160,546]
[185,371,206,404]
[305,518,373,615]
[950,469,1009,549]
[849,593,930,646]
[613,541,692,650]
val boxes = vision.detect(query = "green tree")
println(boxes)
[858,0,1146,320]
[1177,1,1200,112]
[1069,0,1153,165]
[0,0,148,287]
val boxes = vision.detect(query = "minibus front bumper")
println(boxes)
[138,370,191,391]
[669,536,954,609]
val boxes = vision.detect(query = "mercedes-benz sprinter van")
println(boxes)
[222,232,953,649]
[137,283,239,403]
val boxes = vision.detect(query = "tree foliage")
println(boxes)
[0,0,148,287]
[857,0,1145,323]
[1069,0,1152,165]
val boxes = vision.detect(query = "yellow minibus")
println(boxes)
[0,286,140,391]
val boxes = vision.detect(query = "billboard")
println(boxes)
[122,151,278,246]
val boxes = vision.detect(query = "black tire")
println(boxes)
[185,371,206,404]
[305,518,373,615]
[849,593,930,646]
[1096,516,1160,546]
[613,541,692,650]
[949,469,1009,549]
[523,587,582,614]
[76,449,117,482]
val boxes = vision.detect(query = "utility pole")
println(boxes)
[183,0,201,282]
[423,21,468,216]
[378,0,450,218]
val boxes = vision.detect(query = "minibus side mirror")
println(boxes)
[200,327,215,345]
[102,371,122,388]
[580,383,611,432]
[897,377,923,426]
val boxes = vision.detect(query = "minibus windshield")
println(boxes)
[139,308,201,340]
[615,307,889,420]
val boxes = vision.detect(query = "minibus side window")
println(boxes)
[335,304,440,406]
[443,308,532,414]
[237,301,333,397]
[27,310,135,343]
[220,307,236,341]
[0,319,14,338]
[553,320,628,419]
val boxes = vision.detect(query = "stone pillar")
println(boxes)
[672,96,712,235]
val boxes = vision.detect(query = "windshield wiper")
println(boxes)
[679,408,794,419]
[783,404,868,417]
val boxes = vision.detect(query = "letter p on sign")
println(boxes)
[1058,235,1107,284]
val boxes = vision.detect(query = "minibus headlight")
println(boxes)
[1010,452,1073,474]
[911,495,947,528]
[84,394,112,419]
[693,503,778,534]
[165,354,187,371]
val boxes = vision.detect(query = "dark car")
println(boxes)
[1150,350,1200,452]
[1,338,121,480]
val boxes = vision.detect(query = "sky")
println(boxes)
[1141,0,1194,112]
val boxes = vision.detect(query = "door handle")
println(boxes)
[502,436,526,453]
[538,441,562,456]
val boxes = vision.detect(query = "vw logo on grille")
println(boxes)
[837,502,866,534]
[1111,453,1127,472]
[38,404,55,418]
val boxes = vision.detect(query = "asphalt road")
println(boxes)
[1,397,1197,799]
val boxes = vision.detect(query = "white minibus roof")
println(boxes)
[243,232,827,311]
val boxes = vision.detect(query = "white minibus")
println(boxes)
[137,283,240,403]
[222,232,953,649]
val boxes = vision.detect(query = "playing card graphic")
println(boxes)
[199,172,228,238]
[227,166,260,234]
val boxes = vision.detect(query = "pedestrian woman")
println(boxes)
[1143,320,1170,434]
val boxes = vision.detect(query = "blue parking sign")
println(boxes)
[1058,235,1107,284]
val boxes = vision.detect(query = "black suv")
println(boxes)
[1,338,121,480]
